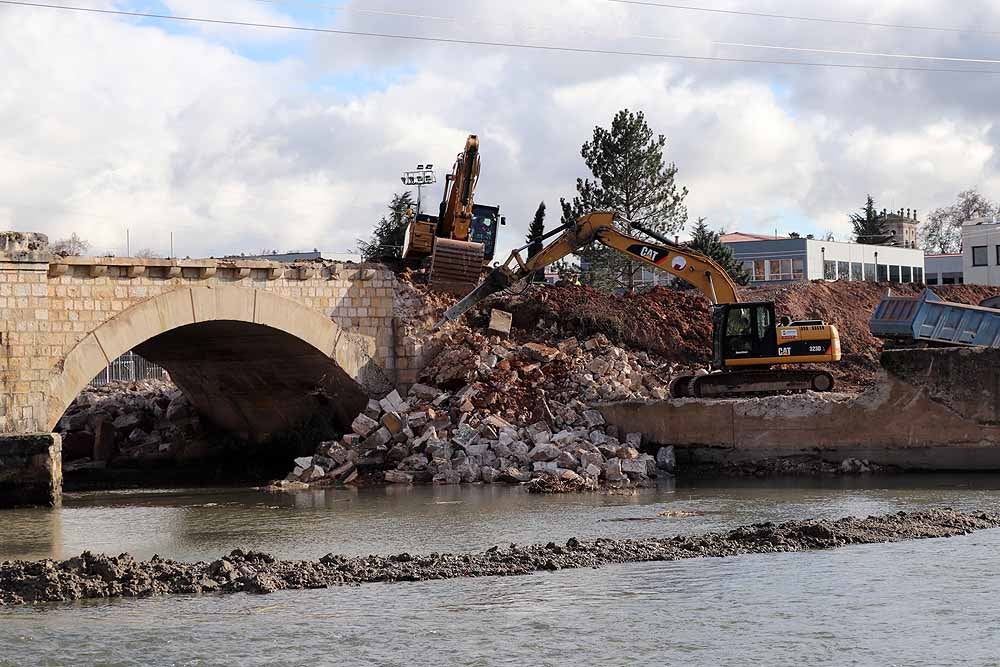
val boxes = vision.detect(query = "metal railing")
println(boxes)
[88,352,168,387]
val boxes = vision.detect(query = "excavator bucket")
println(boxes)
[429,238,485,296]
[435,263,516,328]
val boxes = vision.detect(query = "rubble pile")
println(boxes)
[274,360,678,491]
[56,381,201,468]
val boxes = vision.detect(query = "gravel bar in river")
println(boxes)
[2,508,996,606]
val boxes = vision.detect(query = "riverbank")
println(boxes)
[2,508,995,606]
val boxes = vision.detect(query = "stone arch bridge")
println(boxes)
[0,232,420,440]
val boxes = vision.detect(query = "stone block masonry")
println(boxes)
[0,434,61,508]
[0,233,418,439]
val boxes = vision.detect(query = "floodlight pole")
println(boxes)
[400,165,437,218]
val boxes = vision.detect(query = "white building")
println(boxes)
[722,233,925,284]
[924,253,964,285]
[963,218,1000,286]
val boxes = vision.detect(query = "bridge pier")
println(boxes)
[0,433,62,508]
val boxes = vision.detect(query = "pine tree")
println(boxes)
[851,195,888,244]
[687,219,751,286]
[566,109,688,291]
[357,191,415,261]
[526,201,546,282]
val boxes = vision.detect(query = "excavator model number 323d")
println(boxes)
[437,211,842,398]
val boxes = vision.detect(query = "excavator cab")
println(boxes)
[470,204,504,261]
[713,303,779,369]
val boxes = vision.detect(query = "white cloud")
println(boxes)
[4,0,1000,258]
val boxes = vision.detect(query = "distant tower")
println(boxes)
[882,207,920,248]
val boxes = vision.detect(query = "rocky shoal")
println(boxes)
[2,509,996,606]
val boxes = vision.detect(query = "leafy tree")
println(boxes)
[563,109,688,291]
[357,191,415,261]
[50,233,90,257]
[851,195,888,244]
[687,219,751,286]
[526,201,547,282]
[921,188,998,254]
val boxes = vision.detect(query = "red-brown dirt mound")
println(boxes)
[483,281,1000,392]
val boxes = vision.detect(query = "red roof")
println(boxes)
[720,231,786,243]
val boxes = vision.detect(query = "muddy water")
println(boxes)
[3,477,1000,665]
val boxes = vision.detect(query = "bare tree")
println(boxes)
[921,188,999,254]
[50,233,90,257]
[133,248,162,259]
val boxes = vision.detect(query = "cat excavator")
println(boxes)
[438,211,842,398]
[402,134,505,295]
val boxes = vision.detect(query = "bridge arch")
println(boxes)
[47,286,389,437]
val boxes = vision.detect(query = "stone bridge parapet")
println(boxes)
[0,233,407,436]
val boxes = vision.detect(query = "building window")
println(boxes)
[943,276,955,285]
[996,245,1000,265]
[864,263,876,281]
[914,267,923,283]
[753,260,766,282]
[851,262,862,280]
[877,264,888,281]
[927,275,938,285]
[792,259,805,280]
[972,245,988,267]
[889,265,900,283]
[901,266,912,283]
[824,260,836,280]
[837,261,850,280]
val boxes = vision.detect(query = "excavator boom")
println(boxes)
[439,211,841,399]
[439,211,739,324]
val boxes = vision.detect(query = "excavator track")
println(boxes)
[670,369,835,399]
[429,238,485,296]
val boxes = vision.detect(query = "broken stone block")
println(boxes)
[532,461,559,474]
[625,432,643,447]
[294,456,314,469]
[557,337,578,353]
[481,466,501,484]
[557,450,579,470]
[522,342,560,364]
[327,461,356,480]
[455,462,482,483]
[578,450,604,469]
[384,470,414,484]
[560,469,582,482]
[604,458,626,482]
[112,412,142,433]
[433,470,462,485]
[398,454,429,471]
[351,414,379,437]
[387,442,411,464]
[379,389,405,414]
[582,410,605,427]
[300,465,326,483]
[656,446,676,473]
[363,426,391,448]
[620,458,648,478]
[364,399,383,420]
[409,383,441,401]
[342,433,362,448]
[583,463,602,478]
[381,411,405,435]
[406,411,429,429]
[529,443,562,462]
[584,337,602,351]
[501,466,532,483]
[617,446,640,460]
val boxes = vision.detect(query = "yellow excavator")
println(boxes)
[402,135,505,294]
[438,211,842,398]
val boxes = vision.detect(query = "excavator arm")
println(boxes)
[438,211,740,325]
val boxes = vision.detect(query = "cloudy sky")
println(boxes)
[3,0,1000,258]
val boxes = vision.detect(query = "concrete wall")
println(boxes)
[0,433,61,508]
[599,348,1000,471]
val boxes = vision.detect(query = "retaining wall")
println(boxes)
[0,434,61,508]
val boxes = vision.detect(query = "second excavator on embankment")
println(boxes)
[437,211,843,398]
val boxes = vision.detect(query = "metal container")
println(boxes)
[870,288,1000,348]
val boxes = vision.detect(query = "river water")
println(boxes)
[3,476,1000,665]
